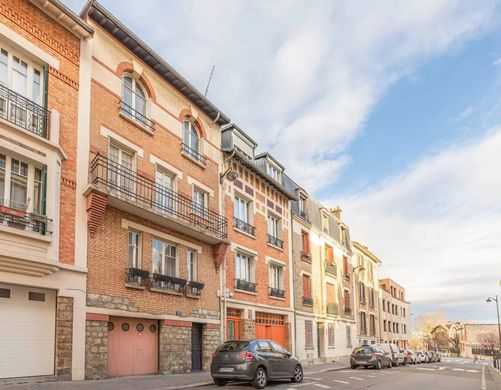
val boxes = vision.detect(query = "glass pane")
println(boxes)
[32,69,41,102]
[135,95,146,117]
[10,174,27,210]
[135,83,145,98]
[12,57,27,96]
[0,49,7,85]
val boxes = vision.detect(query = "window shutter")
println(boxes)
[40,165,47,216]
[42,64,49,138]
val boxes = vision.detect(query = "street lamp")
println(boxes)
[486,295,501,351]
[353,265,365,273]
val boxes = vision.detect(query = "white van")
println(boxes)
[375,343,405,366]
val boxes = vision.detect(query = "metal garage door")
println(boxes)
[255,312,286,347]
[0,284,56,379]
[107,317,158,377]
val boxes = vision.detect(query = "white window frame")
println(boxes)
[151,238,178,277]
[128,230,141,269]
[155,167,176,214]
[268,262,284,291]
[266,161,281,182]
[321,211,329,232]
[183,120,203,157]
[187,249,198,282]
[192,186,208,218]
[121,74,148,121]
[234,195,251,224]
[267,213,281,239]
[108,141,137,198]
[235,252,255,283]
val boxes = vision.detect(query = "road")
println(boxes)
[200,358,499,390]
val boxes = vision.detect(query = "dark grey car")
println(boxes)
[210,340,303,388]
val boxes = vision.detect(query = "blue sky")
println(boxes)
[66,0,501,323]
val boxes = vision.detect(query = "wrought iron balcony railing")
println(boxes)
[0,205,51,235]
[181,143,207,165]
[299,210,309,221]
[344,306,352,315]
[186,280,205,296]
[126,267,149,287]
[234,217,255,236]
[151,273,187,293]
[267,234,284,249]
[301,251,311,263]
[343,273,351,281]
[326,302,339,316]
[303,296,313,306]
[0,83,50,138]
[235,278,256,293]
[269,287,285,299]
[324,261,337,276]
[119,100,155,132]
[89,154,227,240]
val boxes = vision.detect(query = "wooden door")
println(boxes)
[191,323,203,371]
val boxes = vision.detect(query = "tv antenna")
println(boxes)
[204,65,215,97]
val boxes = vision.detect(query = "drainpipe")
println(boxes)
[291,209,298,356]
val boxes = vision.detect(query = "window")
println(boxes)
[360,312,367,335]
[403,308,406,317]
[187,249,197,281]
[387,301,390,312]
[192,187,207,217]
[368,263,374,281]
[155,169,174,213]
[12,56,28,96]
[267,214,279,238]
[266,162,281,182]
[10,158,28,210]
[256,341,272,352]
[270,341,286,354]
[344,289,350,308]
[382,299,386,312]
[305,320,313,349]
[328,323,335,347]
[326,283,336,303]
[325,244,334,264]
[302,274,311,298]
[152,239,177,276]
[359,282,365,304]
[235,253,254,282]
[340,226,348,246]
[234,196,250,223]
[343,255,348,275]
[298,195,307,217]
[369,288,375,307]
[346,325,352,348]
[321,211,329,232]
[183,120,201,158]
[128,231,141,269]
[383,320,387,332]
[269,262,284,291]
[301,231,310,255]
[109,143,136,195]
[122,75,146,119]
[370,314,376,336]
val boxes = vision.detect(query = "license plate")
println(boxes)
[220,367,234,372]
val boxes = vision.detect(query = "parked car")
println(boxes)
[350,345,393,369]
[427,351,437,362]
[435,352,441,362]
[424,351,433,363]
[211,340,303,389]
[376,343,405,366]
[403,349,417,364]
[415,350,427,363]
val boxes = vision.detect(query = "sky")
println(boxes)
[66,0,501,323]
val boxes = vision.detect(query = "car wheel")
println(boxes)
[213,378,227,386]
[291,365,303,383]
[388,360,393,368]
[376,360,382,370]
[252,367,268,389]
[351,365,358,369]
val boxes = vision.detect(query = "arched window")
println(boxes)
[183,120,200,157]
[122,75,146,120]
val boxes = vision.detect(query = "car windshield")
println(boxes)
[353,346,373,354]
[217,341,250,352]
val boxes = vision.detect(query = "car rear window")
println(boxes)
[217,341,250,352]
[353,346,373,354]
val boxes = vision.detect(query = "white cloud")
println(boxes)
[335,129,501,321]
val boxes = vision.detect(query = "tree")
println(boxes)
[415,312,446,334]
[448,332,460,353]
[477,332,497,352]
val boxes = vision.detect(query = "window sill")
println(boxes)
[150,287,183,296]
[0,223,52,242]
[181,149,206,168]
[125,283,146,290]
[186,293,201,299]
[268,295,286,301]
[267,242,284,252]
[119,110,155,135]
[233,227,256,239]
[234,288,257,296]
[305,346,315,350]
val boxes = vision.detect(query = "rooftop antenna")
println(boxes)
[204,65,215,97]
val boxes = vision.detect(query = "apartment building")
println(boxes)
[379,278,411,349]
[353,242,382,346]
[81,2,231,379]
[220,125,296,351]
[0,0,92,381]
[287,184,357,364]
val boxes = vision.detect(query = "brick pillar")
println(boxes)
[85,314,109,380]
[55,296,73,380]
[159,320,192,374]
[284,322,291,351]
[202,324,221,371]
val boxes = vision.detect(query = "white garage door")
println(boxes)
[0,283,56,378]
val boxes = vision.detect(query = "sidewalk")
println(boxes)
[1,360,350,390]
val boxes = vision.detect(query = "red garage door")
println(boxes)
[255,312,286,347]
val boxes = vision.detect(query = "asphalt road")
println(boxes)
[201,358,499,390]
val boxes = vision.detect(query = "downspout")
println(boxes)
[291,209,298,356]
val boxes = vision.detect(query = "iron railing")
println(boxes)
[234,217,255,236]
[0,206,51,235]
[186,280,205,296]
[299,210,309,221]
[0,83,50,138]
[269,287,285,299]
[235,278,256,293]
[301,251,311,263]
[303,296,313,306]
[181,143,206,165]
[326,302,339,315]
[324,261,337,276]
[267,234,284,249]
[344,306,352,315]
[343,273,351,281]
[119,100,155,131]
[89,154,227,240]
[126,267,149,287]
[151,273,187,293]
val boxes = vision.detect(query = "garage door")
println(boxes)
[108,317,158,377]
[0,284,56,379]
[255,312,286,347]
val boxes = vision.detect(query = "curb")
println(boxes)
[305,366,350,375]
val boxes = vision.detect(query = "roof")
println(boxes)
[221,123,257,148]
[254,151,285,170]
[29,0,94,39]
[353,241,382,264]
[82,1,231,126]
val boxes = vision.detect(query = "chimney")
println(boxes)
[330,206,342,220]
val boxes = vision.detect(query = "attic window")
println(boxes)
[266,162,281,182]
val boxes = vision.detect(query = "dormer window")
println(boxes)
[298,193,308,220]
[266,162,281,182]
[121,75,154,131]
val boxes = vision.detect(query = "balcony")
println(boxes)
[344,306,352,315]
[235,278,256,293]
[303,296,313,306]
[181,143,206,166]
[324,261,337,276]
[343,273,351,281]
[186,280,205,297]
[301,251,311,263]
[326,302,339,316]
[89,154,227,243]
[119,100,155,132]
[269,287,285,299]
[267,234,284,249]
[0,84,50,139]
[299,210,309,221]
[151,273,187,294]
[234,217,255,236]
[126,267,149,287]
[0,205,51,236]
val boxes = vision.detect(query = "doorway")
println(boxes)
[191,323,203,371]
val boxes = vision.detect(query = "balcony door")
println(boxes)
[155,169,174,214]
[108,144,136,199]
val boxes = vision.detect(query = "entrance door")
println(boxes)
[226,308,241,341]
[255,312,286,347]
[317,322,324,359]
[191,323,203,371]
[107,317,158,377]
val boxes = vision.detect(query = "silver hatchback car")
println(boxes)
[211,340,303,389]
